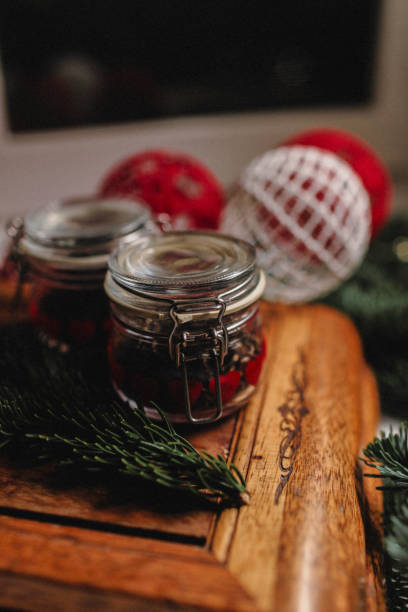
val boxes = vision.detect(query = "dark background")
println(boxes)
[0,0,381,132]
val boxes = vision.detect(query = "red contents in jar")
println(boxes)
[68,320,97,343]
[168,379,203,410]
[107,308,266,422]
[209,370,241,404]
[130,373,160,403]
[28,284,109,348]
[245,338,267,386]
[28,300,61,339]
[107,342,126,386]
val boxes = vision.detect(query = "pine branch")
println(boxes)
[363,425,408,490]
[362,424,408,607]
[0,323,248,507]
[386,500,408,565]
[362,425,408,566]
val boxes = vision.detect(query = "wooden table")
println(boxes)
[0,299,385,611]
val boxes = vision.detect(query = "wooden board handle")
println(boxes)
[213,303,381,612]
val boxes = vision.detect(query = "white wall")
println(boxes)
[0,0,407,219]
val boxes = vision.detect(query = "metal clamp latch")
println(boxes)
[168,299,228,424]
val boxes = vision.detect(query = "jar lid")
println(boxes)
[20,197,153,271]
[106,231,264,316]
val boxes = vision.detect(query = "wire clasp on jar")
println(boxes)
[169,299,228,424]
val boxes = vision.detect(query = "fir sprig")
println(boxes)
[387,502,408,565]
[0,324,248,507]
[362,424,408,607]
[363,425,408,490]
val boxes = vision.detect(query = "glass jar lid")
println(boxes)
[105,231,265,316]
[20,197,153,270]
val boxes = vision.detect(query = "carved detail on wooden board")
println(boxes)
[0,298,384,612]
[275,350,309,504]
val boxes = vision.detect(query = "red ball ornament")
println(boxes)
[98,150,225,230]
[282,128,392,237]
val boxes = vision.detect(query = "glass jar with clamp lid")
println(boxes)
[10,197,155,349]
[105,231,266,424]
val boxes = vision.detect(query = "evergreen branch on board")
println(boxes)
[362,425,408,567]
[0,324,248,507]
[362,424,408,607]
[363,425,408,490]
[386,500,408,566]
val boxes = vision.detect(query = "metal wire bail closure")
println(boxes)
[169,298,228,424]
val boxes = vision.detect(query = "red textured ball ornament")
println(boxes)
[98,150,225,230]
[282,128,392,237]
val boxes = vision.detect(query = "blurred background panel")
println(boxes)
[0,0,380,132]
[0,0,407,217]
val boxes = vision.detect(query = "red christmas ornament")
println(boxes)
[98,150,225,230]
[282,128,392,237]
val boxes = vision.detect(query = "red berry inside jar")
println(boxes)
[27,283,109,349]
[107,306,266,424]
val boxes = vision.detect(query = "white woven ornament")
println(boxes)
[221,146,371,303]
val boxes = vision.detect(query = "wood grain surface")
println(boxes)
[0,417,237,540]
[0,292,384,612]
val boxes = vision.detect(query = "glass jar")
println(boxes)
[14,197,155,349]
[104,231,266,424]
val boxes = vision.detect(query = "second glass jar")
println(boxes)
[14,197,155,348]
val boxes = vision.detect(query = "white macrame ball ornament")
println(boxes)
[221,146,371,303]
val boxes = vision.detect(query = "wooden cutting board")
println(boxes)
[0,296,385,612]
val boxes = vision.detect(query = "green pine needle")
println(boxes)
[362,424,408,605]
[386,505,408,565]
[0,323,248,507]
[363,425,408,489]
